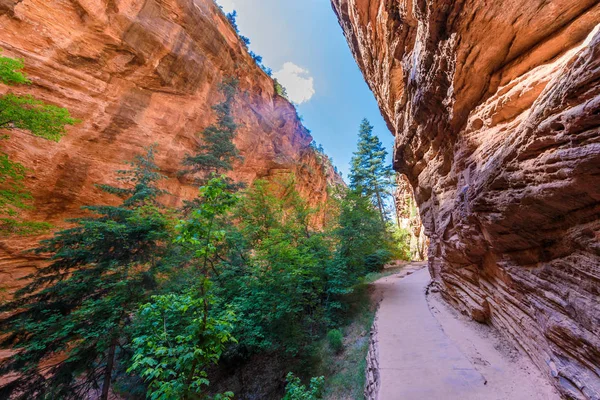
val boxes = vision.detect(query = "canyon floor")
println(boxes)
[370,265,560,400]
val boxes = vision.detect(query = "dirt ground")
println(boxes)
[369,265,559,400]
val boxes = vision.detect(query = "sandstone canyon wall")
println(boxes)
[0,0,341,295]
[331,0,600,398]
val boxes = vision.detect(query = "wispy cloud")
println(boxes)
[273,62,315,104]
[216,0,236,13]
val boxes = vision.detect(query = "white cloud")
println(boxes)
[273,62,315,104]
[216,0,236,13]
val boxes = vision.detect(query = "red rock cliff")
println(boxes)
[331,0,600,398]
[0,0,341,293]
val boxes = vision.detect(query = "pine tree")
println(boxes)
[0,147,171,400]
[349,118,394,221]
[181,78,241,186]
[0,50,77,234]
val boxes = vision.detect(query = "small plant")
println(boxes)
[326,329,344,353]
[274,78,288,99]
[283,372,324,400]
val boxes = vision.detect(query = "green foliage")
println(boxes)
[0,93,77,141]
[214,177,334,355]
[175,176,239,276]
[364,248,393,273]
[326,329,343,354]
[336,189,389,275]
[0,148,171,399]
[390,225,412,261]
[128,286,236,400]
[305,281,377,399]
[274,79,288,99]
[323,188,393,323]
[349,118,394,221]
[0,153,52,235]
[283,372,324,400]
[0,60,404,399]
[125,176,240,399]
[182,78,241,186]
[0,52,29,85]
[0,51,77,235]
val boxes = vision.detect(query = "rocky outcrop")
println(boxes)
[332,0,600,398]
[0,0,341,294]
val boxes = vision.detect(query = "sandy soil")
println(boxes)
[369,265,560,400]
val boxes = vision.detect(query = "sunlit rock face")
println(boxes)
[0,0,341,294]
[331,0,600,398]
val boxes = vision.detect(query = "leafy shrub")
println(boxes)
[326,329,343,354]
[128,288,236,399]
[364,248,393,273]
[283,372,324,400]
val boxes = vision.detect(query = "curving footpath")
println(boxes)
[371,265,559,400]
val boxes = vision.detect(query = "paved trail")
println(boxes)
[372,266,559,400]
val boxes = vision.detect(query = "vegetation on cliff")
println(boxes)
[0,51,77,235]
[0,73,403,399]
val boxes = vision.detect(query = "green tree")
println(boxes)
[349,119,394,221]
[214,178,334,354]
[323,188,391,324]
[0,147,171,400]
[126,176,239,399]
[128,286,236,400]
[181,78,241,185]
[0,50,77,234]
[175,176,239,279]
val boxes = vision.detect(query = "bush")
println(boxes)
[364,248,393,273]
[283,372,324,400]
[326,329,343,354]
[274,79,288,99]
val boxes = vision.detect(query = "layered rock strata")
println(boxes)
[332,0,600,398]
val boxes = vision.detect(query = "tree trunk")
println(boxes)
[393,196,401,227]
[101,338,117,400]
[375,188,385,223]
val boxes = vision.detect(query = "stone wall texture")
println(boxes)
[331,0,600,398]
[0,0,341,295]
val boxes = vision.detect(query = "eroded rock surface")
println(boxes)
[0,0,341,294]
[331,0,600,398]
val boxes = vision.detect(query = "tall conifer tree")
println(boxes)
[182,78,241,185]
[0,147,170,400]
[349,118,394,221]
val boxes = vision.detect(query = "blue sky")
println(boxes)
[216,0,393,179]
